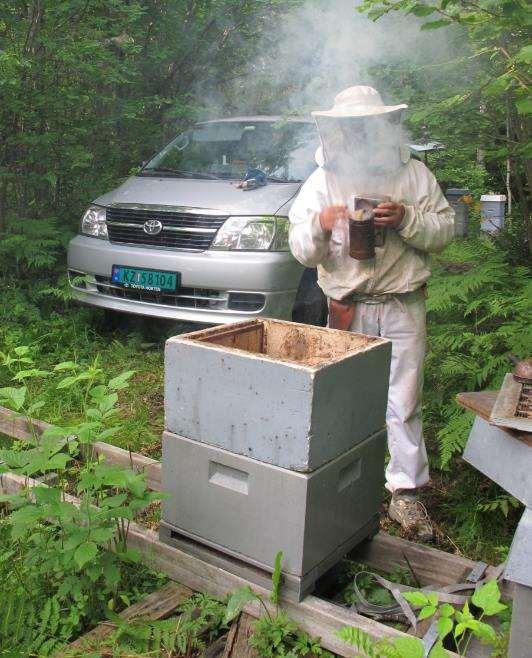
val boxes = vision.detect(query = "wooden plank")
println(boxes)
[125,521,461,657]
[196,320,260,344]
[91,441,161,491]
[1,471,458,658]
[62,581,193,653]
[456,391,498,421]
[0,404,511,596]
[0,409,49,441]
[356,532,480,587]
[456,391,532,446]
[222,614,260,657]
[354,533,513,599]
[204,633,230,658]
[490,374,532,434]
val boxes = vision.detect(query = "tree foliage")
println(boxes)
[0,0,289,239]
[424,236,531,469]
[360,0,531,248]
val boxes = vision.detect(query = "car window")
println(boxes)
[142,120,318,182]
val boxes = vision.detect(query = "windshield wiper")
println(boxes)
[266,175,301,183]
[140,167,220,180]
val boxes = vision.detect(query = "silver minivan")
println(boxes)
[67,116,326,325]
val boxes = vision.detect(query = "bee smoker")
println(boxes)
[348,194,390,260]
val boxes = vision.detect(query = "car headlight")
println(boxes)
[81,205,108,238]
[211,216,289,251]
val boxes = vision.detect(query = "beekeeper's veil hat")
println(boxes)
[312,86,407,118]
[312,86,407,175]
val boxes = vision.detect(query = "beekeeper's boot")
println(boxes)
[388,490,433,541]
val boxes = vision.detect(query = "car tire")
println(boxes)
[291,268,328,326]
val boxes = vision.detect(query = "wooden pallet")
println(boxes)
[0,406,508,656]
[57,578,260,656]
[66,586,261,657]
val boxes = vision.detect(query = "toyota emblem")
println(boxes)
[143,219,163,235]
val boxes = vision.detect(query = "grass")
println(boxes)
[0,298,521,565]
[0,282,521,658]
[1,306,174,454]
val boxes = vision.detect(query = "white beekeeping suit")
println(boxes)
[289,87,454,509]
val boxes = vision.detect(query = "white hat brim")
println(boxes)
[312,103,407,118]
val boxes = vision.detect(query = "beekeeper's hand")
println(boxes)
[374,202,405,229]
[319,205,348,233]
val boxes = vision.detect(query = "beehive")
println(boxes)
[164,318,391,472]
[160,428,386,600]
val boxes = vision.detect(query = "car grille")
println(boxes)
[68,269,266,313]
[94,275,228,309]
[106,207,227,251]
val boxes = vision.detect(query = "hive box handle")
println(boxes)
[338,459,361,492]
[209,461,250,495]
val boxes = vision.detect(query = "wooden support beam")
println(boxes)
[0,407,49,441]
[0,406,161,490]
[222,614,260,657]
[2,470,455,658]
[91,442,161,492]
[353,533,507,591]
[456,391,532,447]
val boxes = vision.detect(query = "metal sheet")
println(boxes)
[505,508,532,588]
[463,417,532,508]
[161,429,386,577]
[164,320,391,471]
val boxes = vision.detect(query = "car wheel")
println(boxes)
[291,268,328,326]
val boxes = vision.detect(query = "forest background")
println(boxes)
[0,0,531,565]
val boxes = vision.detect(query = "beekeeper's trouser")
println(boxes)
[348,289,429,493]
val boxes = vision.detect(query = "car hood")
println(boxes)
[93,176,302,216]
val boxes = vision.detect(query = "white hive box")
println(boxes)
[164,318,391,472]
[160,428,386,600]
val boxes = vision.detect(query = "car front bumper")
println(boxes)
[67,235,302,324]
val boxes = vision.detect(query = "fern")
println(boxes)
[425,237,531,469]
[337,626,379,657]
[108,595,227,658]
[0,216,62,275]
[477,495,521,518]
[271,550,284,606]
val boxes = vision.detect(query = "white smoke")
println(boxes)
[205,0,461,118]
[190,0,465,197]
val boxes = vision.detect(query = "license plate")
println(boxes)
[111,265,179,292]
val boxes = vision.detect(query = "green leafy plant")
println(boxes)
[477,494,521,518]
[360,0,531,251]
[224,549,286,625]
[339,580,509,658]
[89,592,228,658]
[250,611,331,657]
[0,348,165,654]
[422,238,531,476]
[338,627,426,658]
[225,551,333,657]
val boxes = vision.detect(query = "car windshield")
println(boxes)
[141,120,318,182]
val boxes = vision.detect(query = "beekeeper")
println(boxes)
[288,86,455,540]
